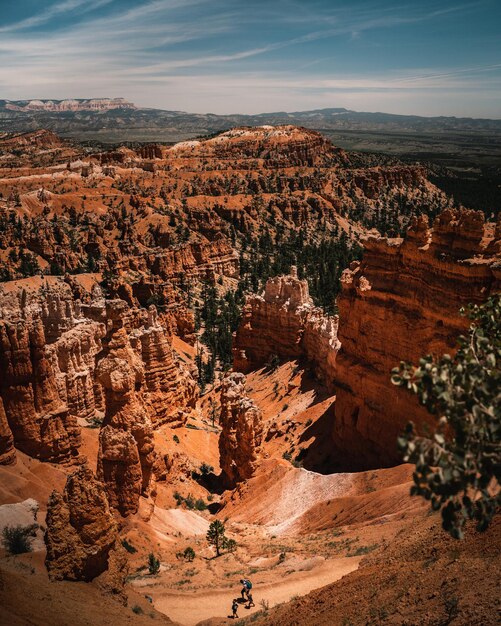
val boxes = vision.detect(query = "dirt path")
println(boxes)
[151,557,361,625]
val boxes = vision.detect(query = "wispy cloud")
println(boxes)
[0,0,499,117]
[0,0,114,33]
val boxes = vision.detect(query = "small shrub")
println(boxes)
[183,547,195,562]
[87,416,103,429]
[121,538,137,554]
[184,494,196,509]
[194,498,207,511]
[199,462,214,476]
[2,525,34,555]
[282,451,292,462]
[305,418,313,427]
[148,553,160,575]
[173,435,180,444]
[259,599,269,611]
[132,605,143,615]
[444,594,459,620]
[351,544,379,556]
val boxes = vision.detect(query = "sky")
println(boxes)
[0,0,500,117]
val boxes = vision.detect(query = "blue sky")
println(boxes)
[0,0,500,117]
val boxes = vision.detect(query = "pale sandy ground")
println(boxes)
[151,556,361,625]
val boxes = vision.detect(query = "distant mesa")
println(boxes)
[4,98,136,113]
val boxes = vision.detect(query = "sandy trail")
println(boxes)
[152,556,361,625]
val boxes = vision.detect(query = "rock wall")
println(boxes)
[0,280,197,468]
[96,301,159,516]
[333,210,500,470]
[0,397,15,465]
[0,315,81,463]
[218,373,263,486]
[168,125,346,168]
[150,236,239,282]
[44,464,128,601]
[134,306,197,427]
[233,267,339,390]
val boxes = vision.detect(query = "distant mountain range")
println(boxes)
[3,98,135,113]
[1,100,501,144]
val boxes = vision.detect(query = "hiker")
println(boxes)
[231,598,239,619]
[240,578,252,600]
[245,591,255,609]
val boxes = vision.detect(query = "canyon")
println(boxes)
[0,125,499,626]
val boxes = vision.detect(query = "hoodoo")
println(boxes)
[218,372,264,486]
[45,464,128,598]
[96,301,158,516]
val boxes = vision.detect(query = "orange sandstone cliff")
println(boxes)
[333,210,500,470]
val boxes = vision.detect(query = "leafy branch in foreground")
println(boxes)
[392,295,500,539]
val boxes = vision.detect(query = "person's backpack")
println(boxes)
[245,580,252,590]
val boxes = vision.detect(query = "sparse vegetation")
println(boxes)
[121,538,137,554]
[199,462,214,476]
[183,547,196,562]
[2,525,35,555]
[148,553,160,575]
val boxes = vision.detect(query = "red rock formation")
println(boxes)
[350,166,427,199]
[150,236,239,282]
[0,129,65,150]
[219,372,263,486]
[45,464,128,601]
[333,210,500,470]
[96,301,158,516]
[41,288,106,422]
[0,315,81,463]
[0,397,15,465]
[169,125,348,168]
[233,268,339,389]
[134,306,196,427]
